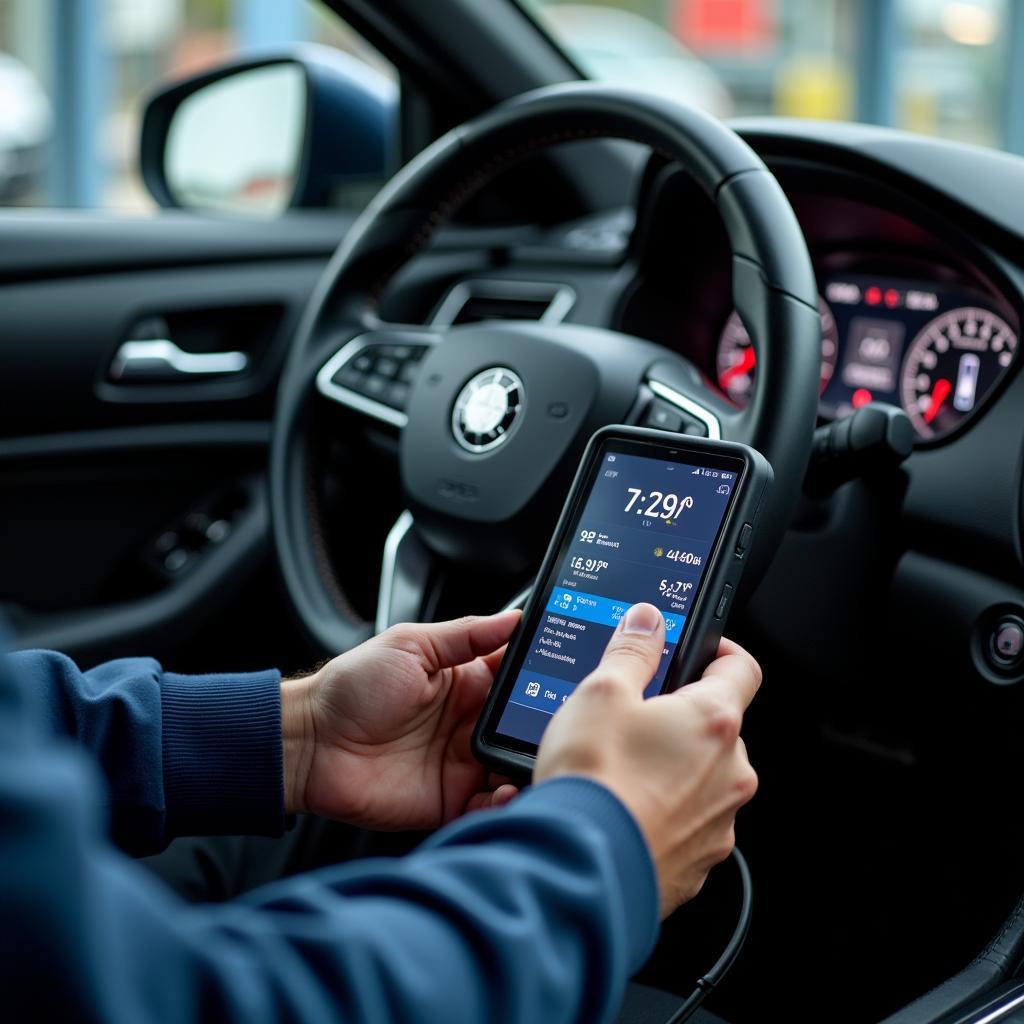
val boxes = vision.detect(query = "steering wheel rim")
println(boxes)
[271,82,821,654]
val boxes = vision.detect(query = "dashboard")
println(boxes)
[715,272,1018,440]
[368,122,1024,736]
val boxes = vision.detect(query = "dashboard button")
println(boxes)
[989,616,1024,671]
[715,583,734,620]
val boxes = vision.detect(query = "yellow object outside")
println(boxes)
[901,89,938,136]
[775,56,853,120]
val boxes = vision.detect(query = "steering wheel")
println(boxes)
[270,83,821,654]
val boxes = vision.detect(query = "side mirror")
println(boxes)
[140,44,397,215]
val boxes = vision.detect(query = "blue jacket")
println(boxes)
[0,647,658,1023]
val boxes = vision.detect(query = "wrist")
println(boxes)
[281,672,318,815]
[515,778,660,967]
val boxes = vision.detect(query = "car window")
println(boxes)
[522,0,1020,153]
[0,0,394,212]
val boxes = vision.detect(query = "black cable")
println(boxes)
[664,846,753,1024]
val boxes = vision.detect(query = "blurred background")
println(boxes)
[0,0,1020,212]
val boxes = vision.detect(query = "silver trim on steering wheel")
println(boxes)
[378,512,533,630]
[316,334,438,429]
[375,510,416,634]
[646,378,722,440]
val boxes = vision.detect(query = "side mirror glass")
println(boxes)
[141,47,396,215]
[164,63,306,215]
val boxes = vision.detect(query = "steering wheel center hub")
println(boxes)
[452,368,524,452]
[400,322,649,571]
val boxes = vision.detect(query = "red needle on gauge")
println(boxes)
[720,347,756,388]
[923,378,952,424]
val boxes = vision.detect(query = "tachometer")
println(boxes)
[899,307,1017,438]
[716,297,839,406]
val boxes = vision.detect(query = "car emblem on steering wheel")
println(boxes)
[451,367,524,453]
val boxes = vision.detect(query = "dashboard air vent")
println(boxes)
[431,280,575,327]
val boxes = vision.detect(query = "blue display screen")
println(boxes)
[493,446,741,749]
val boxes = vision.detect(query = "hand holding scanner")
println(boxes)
[473,425,772,777]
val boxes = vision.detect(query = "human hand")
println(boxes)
[534,603,761,917]
[282,612,520,831]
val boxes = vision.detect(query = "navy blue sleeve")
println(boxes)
[8,650,284,853]
[0,646,659,1024]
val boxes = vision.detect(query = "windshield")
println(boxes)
[522,0,1019,153]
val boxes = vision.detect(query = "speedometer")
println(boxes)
[716,297,839,407]
[899,307,1017,438]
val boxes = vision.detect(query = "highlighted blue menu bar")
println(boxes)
[544,589,684,643]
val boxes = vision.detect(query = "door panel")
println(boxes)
[0,211,350,281]
[0,258,326,436]
[0,212,341,668]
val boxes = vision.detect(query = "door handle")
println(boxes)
[109,339,249,382]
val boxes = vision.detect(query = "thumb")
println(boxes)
[582,603,665,696]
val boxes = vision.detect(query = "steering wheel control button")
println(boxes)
[680,416,709,437]
[163,549,189,574]
[375,356,400,378]
[154,531,179,555]
[205,519,231,544]
[715,583,734,620]
[331,365,362,387]
[989,616,1024,671]
[387,382,410,407]
[642,399,684,433]
[320,336,435,418]
[452,367,524,453]
[399,361,422,384]
[645,377,722,440]
[547,401,569,419]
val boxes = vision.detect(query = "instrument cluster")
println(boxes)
[714,272,1019,440]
